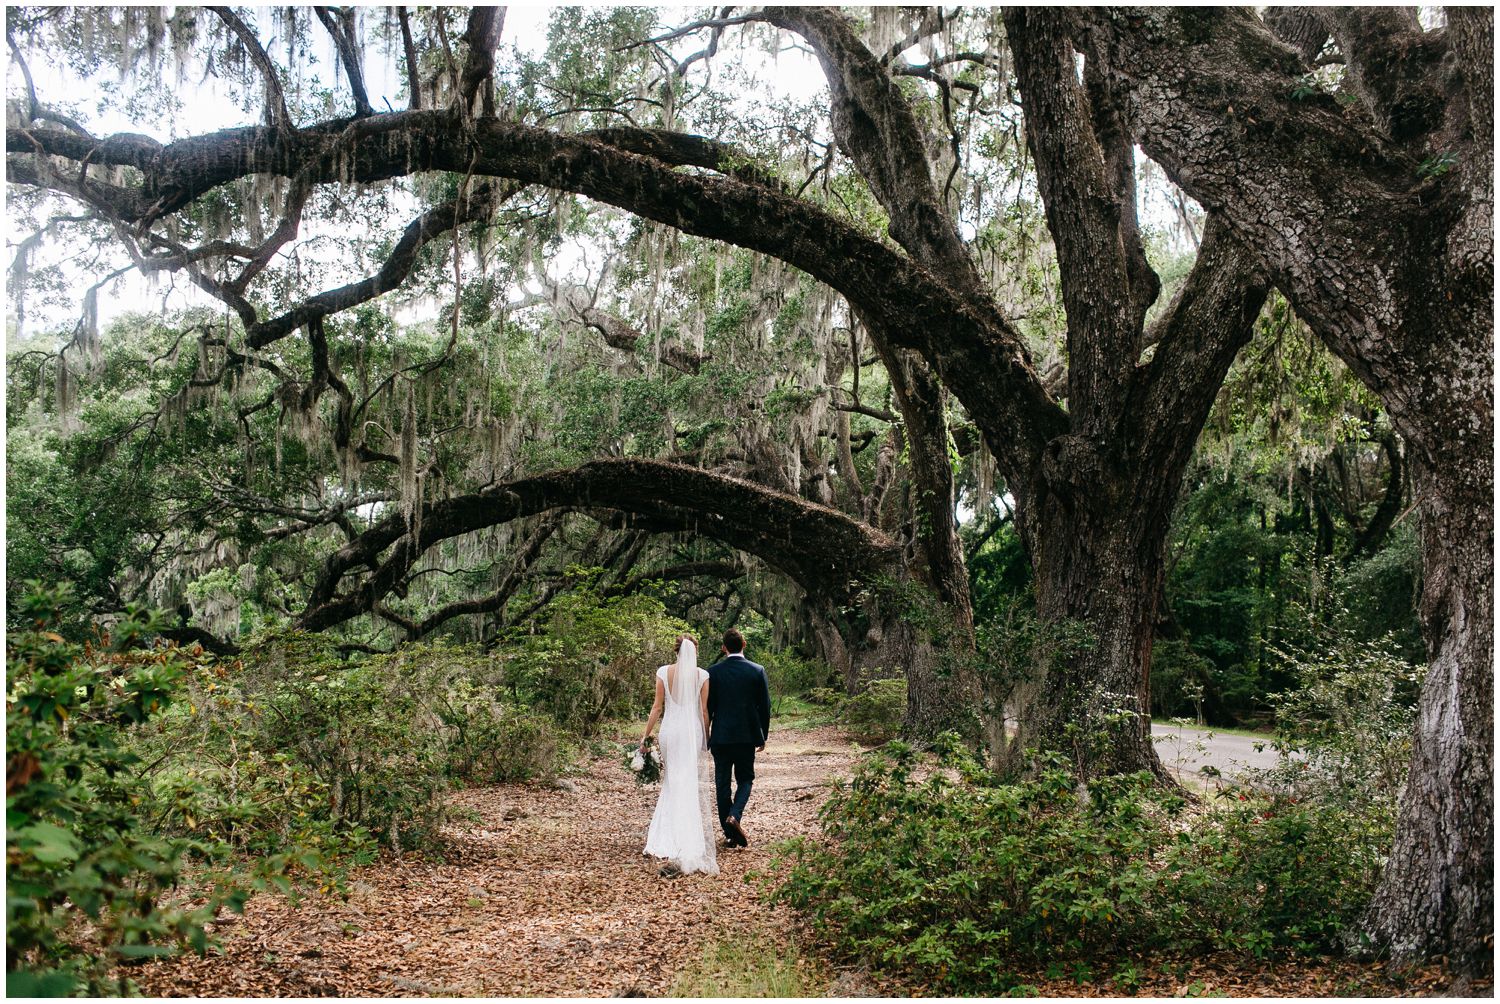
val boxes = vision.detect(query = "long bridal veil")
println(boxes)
[645,637,718,874]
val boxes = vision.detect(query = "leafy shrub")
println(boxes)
[769,731,1392,993]
[1256,620,1418,806]
[804,687,844,707]
[765,653,835,702]
[770,739,1176,992]
[139,636,578,859]
[1159,791,1390,956]
[6,585,285,996]
[501,576,690,734]
[1149,620,1413,956]
[439,684,567,785]
[840,677,907,743]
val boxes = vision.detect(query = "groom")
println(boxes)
[705,628,772,849]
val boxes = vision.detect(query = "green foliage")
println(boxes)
[1416,150,1459,179]
[1149,455,1420,725]
[764,652,836,707]
[440,687,567,786]
[769,739,1177,992]
[769,729,1393,993]
[6,584,279,995]
[140,636,573,859]
[1158,791,1389,957]
[1255,615,1419,810]
[1289,75,1321,101]
[839,678,908,744]
[500,573,690,735]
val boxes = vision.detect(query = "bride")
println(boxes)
[638,635,718,876]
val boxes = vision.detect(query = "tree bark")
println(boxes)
[1359,455,1493,973]
[1016,500,1171,778]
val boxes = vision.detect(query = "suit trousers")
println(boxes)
[710,743,756,832]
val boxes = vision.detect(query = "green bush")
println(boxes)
[6,585,287,996]
[1256,619,1418,807]
[440,688,567,785]
[804,686,844,707]
[1160,791,1389,956]
[765,653,835,702]
[139,636,580,859]
[1151,619,1413,956]
[769,731,1392,994]
[501,575,690,735]
[840,677,907,743]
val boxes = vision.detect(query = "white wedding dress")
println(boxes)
[643,642,718,875]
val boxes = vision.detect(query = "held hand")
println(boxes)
[756,744,765,753]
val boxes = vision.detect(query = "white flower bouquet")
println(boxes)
[627,738,663,785]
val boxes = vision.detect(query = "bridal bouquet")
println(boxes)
[628,739,663,785]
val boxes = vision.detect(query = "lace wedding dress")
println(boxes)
[643,640,718,875]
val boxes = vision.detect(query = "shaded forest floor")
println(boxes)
[124,722,1485,998]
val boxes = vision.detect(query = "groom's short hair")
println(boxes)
[722,628,746,653]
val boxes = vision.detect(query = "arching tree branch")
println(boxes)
[762,6,986,297]
[7,111,1066,480]
[603,560,745,599]
[298,458,901,632]
[208,7,291,129]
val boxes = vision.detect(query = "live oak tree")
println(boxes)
[1068,6,1492,970]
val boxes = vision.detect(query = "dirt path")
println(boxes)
[128,724,861,997]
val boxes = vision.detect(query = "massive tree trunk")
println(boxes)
[1012,461,1176,778]
[1361,450,1493,972]
[997,10,1268,778]
[1079,5,1493,968]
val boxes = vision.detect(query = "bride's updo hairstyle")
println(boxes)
[676,633,698,657]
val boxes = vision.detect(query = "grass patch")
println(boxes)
[1155,721,1275,740]
[670,926,823,997]
[770,694,838,730]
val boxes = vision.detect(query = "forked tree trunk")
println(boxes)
[1073,6,1493,963]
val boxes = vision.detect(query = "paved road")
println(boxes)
[1151,722,1286,781]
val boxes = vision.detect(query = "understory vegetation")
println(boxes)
[768,633,1411,994]
[6,569,1415,995]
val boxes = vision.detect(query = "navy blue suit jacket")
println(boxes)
[706,654,771,748]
